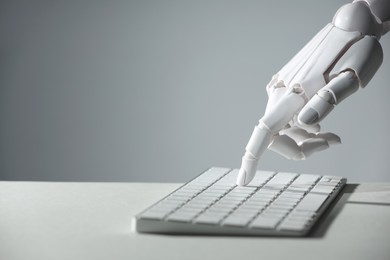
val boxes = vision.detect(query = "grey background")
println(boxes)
[0,0,389,183]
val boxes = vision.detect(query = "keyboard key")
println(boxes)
[167,211,199,222]
[234,207,260,215]
[141,210,169,220]
[278,191,305,199]
[285,212,315,223]
[262,208,289,218]
[294,193,329,212]
[288,210,317,219]
[278,220,309,231]
[291,174,320,185]
[251,216,282,229]
[310,186,335,194]
[248,171,275,187]
[223,216,252,227]
[238,202,267,211]
[195,214,223,225]
[264,172,297,189]
[200,210,228,218]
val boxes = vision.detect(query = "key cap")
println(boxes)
[291,174,320,185]
[250,216,282,229]
[285,212,316,222]
[248,171,275,187]
[200,210,228,218]
[233,207,261,215]
[286,174,317,193]
[276,196,301,204]
[207,207,233,214]
[278,191,305,199]
[288,210,317,219]
[239,202,268,211]
[319,176,342,183]
[149,205,178,214]
[278,220,309,232]
[262,208,290,218]
[252,190,279,200]
[310,186,335,194]
[141,209,169,220]
[295,193,329,212]
[178,206,203,215]
[269,203,295,210]
[194,214,223,225]
[223,216,252,227]
[167,211,199,222]
[264,172,297,189]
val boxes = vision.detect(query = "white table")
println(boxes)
[1,182,390,260]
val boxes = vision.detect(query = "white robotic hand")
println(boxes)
[236,79,342,186]
[237,0,390,186]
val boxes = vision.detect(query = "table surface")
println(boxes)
[1,181,390,260]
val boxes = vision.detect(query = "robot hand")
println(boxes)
[237,0,390,186]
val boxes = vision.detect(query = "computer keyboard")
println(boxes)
[134,167,346,236]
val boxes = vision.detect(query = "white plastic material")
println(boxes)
[237,126,272,186]
[269,135,329,160]
[322,71,359,103]
[268,126,340,161]
[262,87,306,131]
[356,0,390,24]
[245,124,273,159]
[298,95,334,125]
[329,37,383,87]
[237,88,306,186]
[276,24,361,100]
[298,71,360,125]
[237,0,388,186]
[333,2,383,37]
